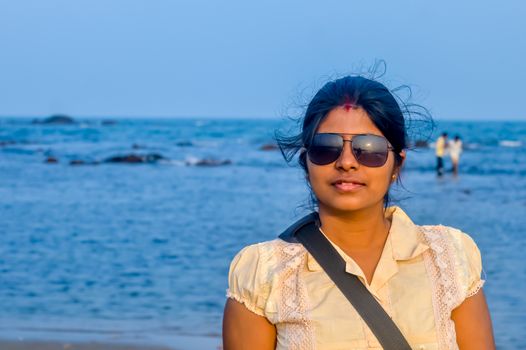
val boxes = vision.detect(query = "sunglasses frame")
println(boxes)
[306,133,395,167]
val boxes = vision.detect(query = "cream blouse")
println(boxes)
[226,207,484,350]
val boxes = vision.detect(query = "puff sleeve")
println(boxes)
[226,243,272,317]
[461,232,485,298]
[449,228,485,299]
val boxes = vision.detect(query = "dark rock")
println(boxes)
[45,157,59,164]
[33,114,75,125]
[188,158,232,166]
[176,141,193,147]
[104,153,166,164]
[105,155,142,163]
[69,159,100,166]
[260,143,278,151]
[0,140,16,147]
[414,140,429,148]
[132,143,146,149]
[101,120,117,126]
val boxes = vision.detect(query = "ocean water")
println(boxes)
[0,117,525,348]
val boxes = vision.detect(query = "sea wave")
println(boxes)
[499,140,522,148]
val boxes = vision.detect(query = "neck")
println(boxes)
[318,203,391,252]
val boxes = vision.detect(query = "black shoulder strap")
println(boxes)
[279,212,320,243]
[279,213,412,350]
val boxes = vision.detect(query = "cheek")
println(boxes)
[362,157,396,194]
[362,168,390,191]
[305,162,316,184]
[305,162,326,192]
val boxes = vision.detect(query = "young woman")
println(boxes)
[222,76,495,349]
[449,135,463,175]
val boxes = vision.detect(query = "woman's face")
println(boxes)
[306,106,404,214]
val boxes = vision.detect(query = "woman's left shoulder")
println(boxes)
[419,224,485,299]
[418,224,480,254]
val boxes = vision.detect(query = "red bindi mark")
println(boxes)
[343,103,354,111]
[342,96,355,111]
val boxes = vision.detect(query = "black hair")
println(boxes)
[275,68,433,210]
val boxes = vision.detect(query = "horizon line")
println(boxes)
[1,114,525,123]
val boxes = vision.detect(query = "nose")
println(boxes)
[335,139,359,170]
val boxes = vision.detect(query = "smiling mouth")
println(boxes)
[332,181,365,192]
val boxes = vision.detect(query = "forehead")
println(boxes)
[317,107,384,136]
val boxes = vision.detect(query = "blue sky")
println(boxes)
[0,0,525,120]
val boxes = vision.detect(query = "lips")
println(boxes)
[331,178,366,192]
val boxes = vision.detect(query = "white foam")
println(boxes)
[465,143,480,150]
[184,156,200,166]
[162,159,185,166]
[499,140,522,148]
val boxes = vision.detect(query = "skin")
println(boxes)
[222,106,495,349]
[451,138,461,176]
[223,298,276,350]
[306,107,403,283]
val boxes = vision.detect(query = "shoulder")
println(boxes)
[419,224,479,256]
[419,224,484,300]
[226,239,307,318]
[418,224,480,264]
[229,238,306,275]
[228,238,305,279]
[228,239,280,277]
[230,239,287,262]
[226,240,278,317]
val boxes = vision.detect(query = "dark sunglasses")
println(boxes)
[307,133,395,167]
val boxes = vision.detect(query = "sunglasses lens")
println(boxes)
[351,135,389,167]
[307,134,391,167]
[308,134,343,165]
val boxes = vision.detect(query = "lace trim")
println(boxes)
[274,240,315,350]
[466,279,485,298]
[226,290,266,317]
[264,226,478,350]
[421,225,463,350]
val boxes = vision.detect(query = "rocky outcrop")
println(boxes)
[42,152,233,167]
[259,143,278,151]
[0,140,17,147]
[33,115,75,125]
[69,159,100,166]
[103,153,166,164]
[176,141,193,147]
[186,158,232,166]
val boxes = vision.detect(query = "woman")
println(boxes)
[449,135,463,175]
[223,76,495,349]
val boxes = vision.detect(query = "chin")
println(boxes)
[319,198,379,213]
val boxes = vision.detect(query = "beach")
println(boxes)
[1,118,525,348]
[0,339,172,350]
[0,334,221,350]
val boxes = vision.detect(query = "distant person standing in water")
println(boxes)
[449,135,463,175]
[435,132,448,176]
